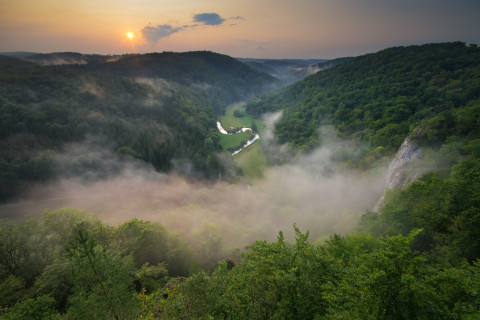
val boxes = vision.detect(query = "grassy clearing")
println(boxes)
[233,142,269,180]
[220,131,252,150]
[218,102,270,181]
[218,103,252,151]
[219,103,246,129]
[219,104,264,130]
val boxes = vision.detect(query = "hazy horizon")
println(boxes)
[0,50,331,60]
[1,0,479,59]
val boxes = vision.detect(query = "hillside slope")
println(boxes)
[246,41,480,282]
[237,58,328,84]
[83,51,280,112]
[246,42,480,164]
[0,51,278,201]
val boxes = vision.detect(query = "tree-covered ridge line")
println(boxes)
[75,51,282,113]
[0,63,218,200]
[0,51,281,201]
[2,42,480,319]
[0,208,194,319]
[246,42,480,166]
[2,141,480,318]
[1,209,479,319]
[360,138,480,263]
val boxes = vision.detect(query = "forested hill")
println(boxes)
[80,51,280,112]
[0,51,279,201]
[236,58,330,84]
[0,55,35,68]
[246,42,480,162]
[2,44,480,319]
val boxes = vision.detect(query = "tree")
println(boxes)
[65,230,138,320]
[115,219,193,276]
[251,120,258,133]
[1,295,58,320]
[321,230,451,319]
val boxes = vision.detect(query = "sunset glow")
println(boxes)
[0,0,479,58]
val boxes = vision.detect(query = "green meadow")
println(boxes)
[233,142,269,180]
[219,131,251,150]
[218,103,269,180]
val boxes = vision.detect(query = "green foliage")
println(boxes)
[321,230,443,319]
[137,227,480,319]
[33,257,73,313]
[87,51,279,113]
[0,208,199,318]
[134,263,169,293]
[1,208,480,318]
[251,120,258,133]
[220,130,251,151]
[233,142,269,181]
[65,230,138,320]
[217,103,268,180]
[0,270,25,308]
[1,294,58,320]
[115,218,193,276]
[233,109,244,117]
[2,44,480,318]
[246,42,480,165]
[0,51,277,201]
[360,142,480,264]
[0,208,105,286]
[429,261,480,318]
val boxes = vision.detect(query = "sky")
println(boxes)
[1,0,479,59]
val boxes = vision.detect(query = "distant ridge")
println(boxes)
[237,57,331,84]
[81,51,281,111]
[0,51,40,57]
[0,54,35,67]
[246,41,480,160]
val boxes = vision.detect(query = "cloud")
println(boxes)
[140,13,243,45]
[228,16,244,26]
[0,118,387,262]
[0,144,386,251]
[193,13,226,26]
[141,24,183,43]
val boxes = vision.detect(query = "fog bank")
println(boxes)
[0,147,386,258]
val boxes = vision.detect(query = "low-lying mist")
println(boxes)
[0,135,387,262]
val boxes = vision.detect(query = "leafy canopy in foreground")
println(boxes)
[137,228,480,319]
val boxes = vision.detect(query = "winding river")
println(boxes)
[216,121,260,156]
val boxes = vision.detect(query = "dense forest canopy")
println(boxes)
[0,51,280,201]
[1,43,480,319]
[76,51,280,113]
[246,42,480,165]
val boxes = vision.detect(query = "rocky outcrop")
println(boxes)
[373,135,423,211]
[384,136,422,189]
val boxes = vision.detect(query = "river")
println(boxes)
[216,121,260,156]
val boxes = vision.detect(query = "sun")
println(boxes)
[127,32,134,39]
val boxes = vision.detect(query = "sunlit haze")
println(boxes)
[1,0,479,58]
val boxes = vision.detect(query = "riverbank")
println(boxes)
[217,103,269,180]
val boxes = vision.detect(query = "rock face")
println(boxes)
[384,136,422,189]
[373,135,422,211]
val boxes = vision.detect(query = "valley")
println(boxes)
[216,103,267,180]
[1,42,480,319]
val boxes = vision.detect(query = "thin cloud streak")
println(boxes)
[1,0,479,61]
[140,12,243,45]
[193,13,226,25]
[141,25,184,43]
